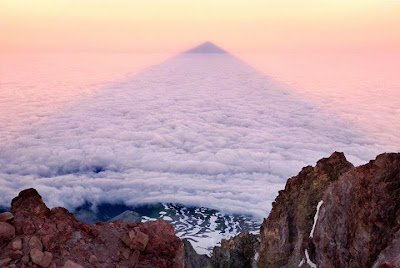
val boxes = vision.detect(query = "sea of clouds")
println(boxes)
[0,53,397,219]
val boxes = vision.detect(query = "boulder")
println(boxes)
[62,260,84,268]
[30,248,53,267]
[0,258,12,267]
[8,238,23,251]
[28,236,43,251]
[0,212,14,222]
[11,188,50,217]
[0,222,15,243]
[121,228,149,251]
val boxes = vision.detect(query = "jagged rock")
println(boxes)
[212,232,259,268]
[0,222,15,243]
[107,210,142,223]
[313,153,400,268]
[121,228,149,251]
[129,250,140,266]
[88,254,97,263]
[11,188,50,217]
[9,249,23,260]
[0,212,14,222]
[29,248,44,263]
[0,188,185,268]
[30,248,53,267]
[8,238,23,251]
[372,229,400,268]
[29,236,43,251]
[62,260,83,268]
[142,220,185,268]
[257,152,353,268]
[183,239,211,268]
[21,255,29,264]
[0,257,12,267]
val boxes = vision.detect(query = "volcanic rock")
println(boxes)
[257,152,353,267]
[183,239,211,268]
[62,259,84,268]
[212,232,259,268]
[0,212,14,222]
[313,153,400,268]
[8,238,22,251]
[0,257,12,267]
[0,188,185,268]
[28,236,43,251]
[107,210,142,223]
[0,222,15,244]
[30,248,52,267]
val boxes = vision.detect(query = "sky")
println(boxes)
[1,0,400,54]
[0,0,399,226]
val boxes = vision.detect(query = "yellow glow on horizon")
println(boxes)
[1,0,399,53]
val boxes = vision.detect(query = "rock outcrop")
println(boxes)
[212,232,259,268]
[0,188,184,268]
[257,152,353,267]
[183,239,211,268]
[314,153,400,268]
[1,152,399,268]
[255,152,400,268]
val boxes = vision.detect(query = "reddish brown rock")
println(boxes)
[121,228,149,251]
[257,152,353,268]
[8,238,23,251]
[0,188,185,268]
[11,188,50,217]
[9,249,23,260]
[28,236,43,251]
[88,254,97,264]
[0,257,12,267]
[62,260,84,268]
[212,232,258,268]
[0,222,16,244]
[0,212,14,222]
[313,153,400,268]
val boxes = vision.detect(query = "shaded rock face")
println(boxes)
[314,153,400,268]
[257,152,354,268]
[0,188,184,268]
[212,232,260,268]
[183,239,211,268]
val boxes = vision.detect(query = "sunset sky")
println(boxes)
[1,0,400,53]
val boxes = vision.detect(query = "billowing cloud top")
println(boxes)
[0,52,392,219]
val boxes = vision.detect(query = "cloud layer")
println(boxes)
[0,54,396,219]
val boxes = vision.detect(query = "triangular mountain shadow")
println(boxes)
[185,41,228,54]
[0,41,387,222]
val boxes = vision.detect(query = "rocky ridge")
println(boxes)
[0,189,184,268]
[213,152,400,268]
[1,152,399,268]
[257,151,354,267]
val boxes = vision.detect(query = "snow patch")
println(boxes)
[254,252,259,261]
[305,249,317,268]
[310,200,323,238]
[162,216,173,221]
